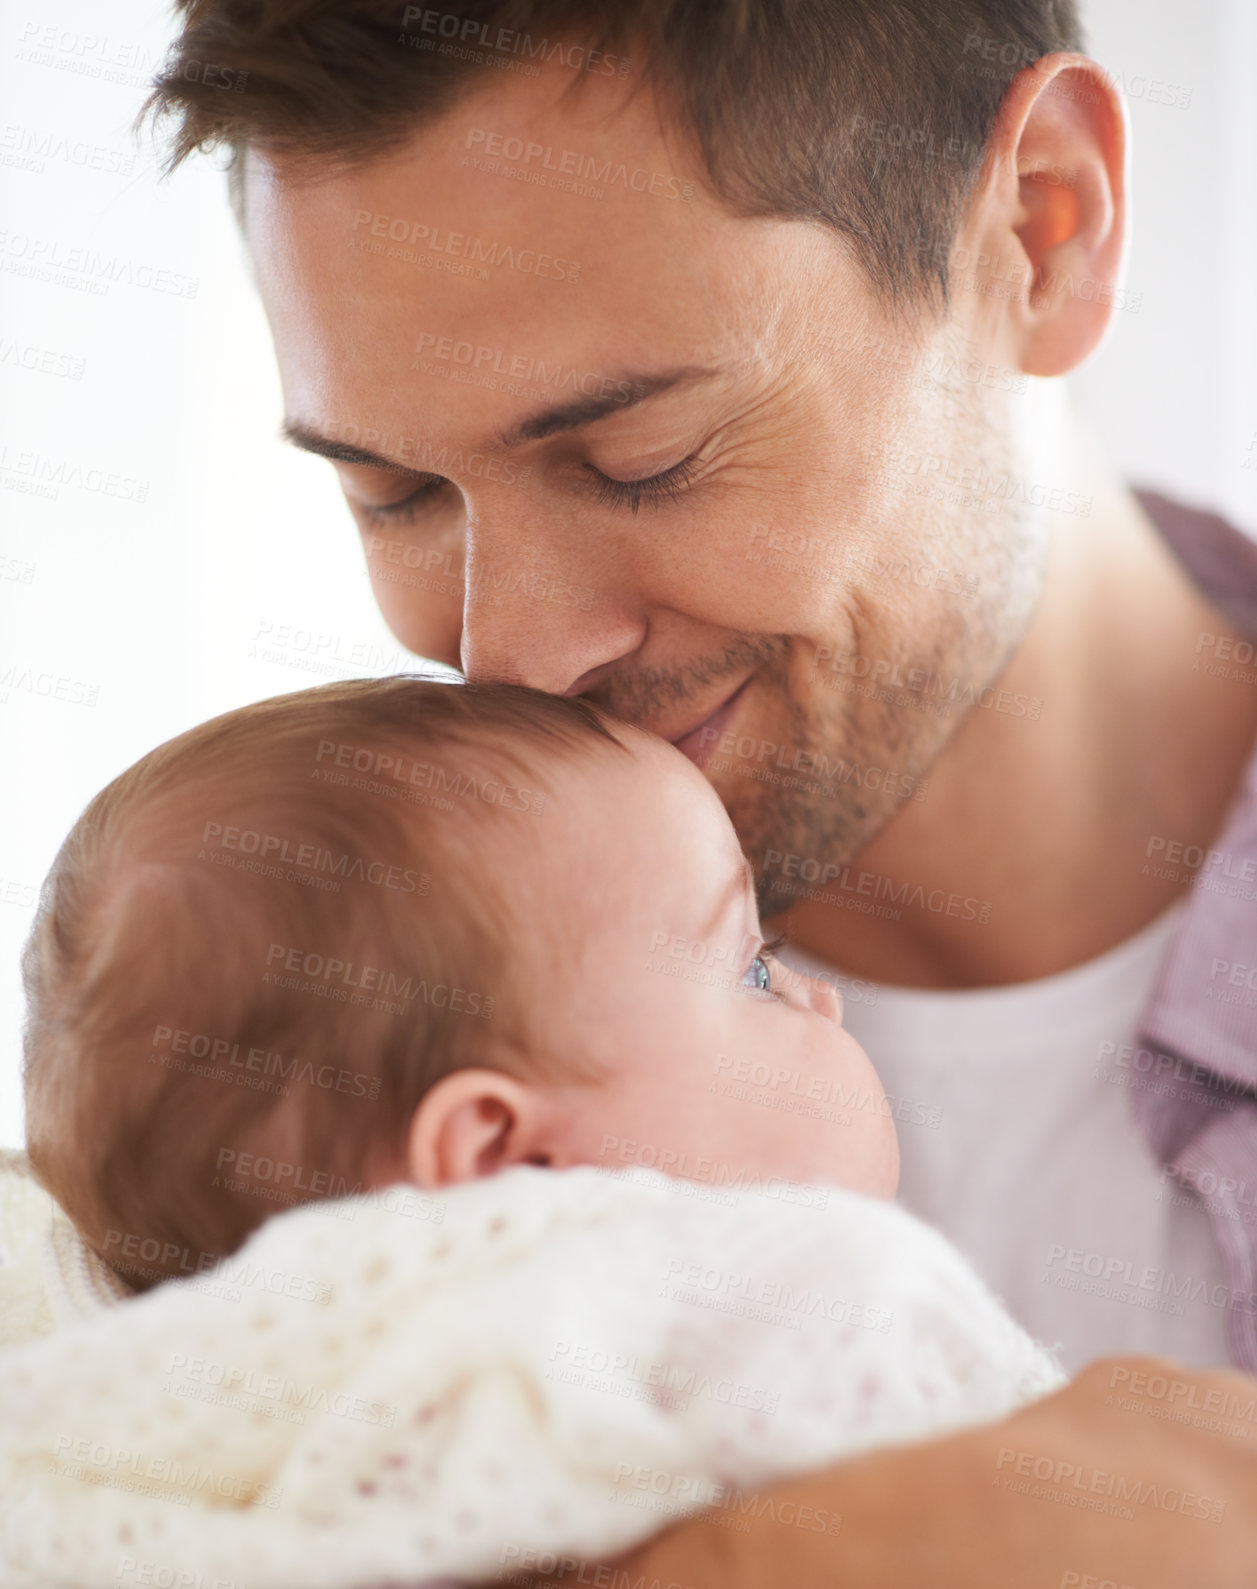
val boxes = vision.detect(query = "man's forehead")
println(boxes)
[241,69,851,443]
[244,45,679,200]
[242,52,695,277]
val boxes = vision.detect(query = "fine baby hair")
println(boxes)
[22,676,627,1289]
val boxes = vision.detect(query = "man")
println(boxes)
[146,0,1257,1581]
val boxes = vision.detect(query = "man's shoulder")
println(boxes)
[1136,487,1257,638]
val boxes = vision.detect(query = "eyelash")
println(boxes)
[355,453,701,524]
[357,477,448,525]
[754,934,789,1002]
[587,454,699,515]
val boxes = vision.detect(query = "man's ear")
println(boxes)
[405,1068,552,1188]
[963,51,1128,377]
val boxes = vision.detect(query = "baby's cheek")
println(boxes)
[875,1109,901,1197]
[693,1057,829,1182]
[699,1089,774,1169]
[830,1034,900,1197]
[763,1027,894,1194]
[553,1074,723,1175]
[623,1067,782,1182]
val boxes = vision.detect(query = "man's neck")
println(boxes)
[783,423,1257,990]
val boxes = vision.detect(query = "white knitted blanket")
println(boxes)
[0,1165,1064,1588]
[0,1149,132,1348]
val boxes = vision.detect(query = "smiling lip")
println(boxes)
[670,678,752,767]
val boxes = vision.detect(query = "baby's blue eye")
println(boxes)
[740,954,773,993]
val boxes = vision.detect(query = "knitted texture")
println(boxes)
[0,1166,1064,1587]
[1,1150,132,1348]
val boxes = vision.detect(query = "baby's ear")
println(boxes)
[406,1069,551,1188]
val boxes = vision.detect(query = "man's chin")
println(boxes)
[714,750,881,900]
[703,701,929,916]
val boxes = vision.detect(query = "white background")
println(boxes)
[1,0,1255,1146]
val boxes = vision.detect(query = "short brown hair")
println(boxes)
[145,0,1084,309]
[22,676,626,1289]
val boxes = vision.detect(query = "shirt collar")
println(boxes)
[1135,488,1257,1084]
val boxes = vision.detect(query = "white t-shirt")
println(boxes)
[779,906,1234,1373]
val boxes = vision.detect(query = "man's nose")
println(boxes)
[458,523,645,695]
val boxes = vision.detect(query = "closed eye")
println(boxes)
[354,474,452,525]
[353,450,702,522]
[585,454,699,514]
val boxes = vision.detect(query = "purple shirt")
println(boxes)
[1132,488,1257,1371]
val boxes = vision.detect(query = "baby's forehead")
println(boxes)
[528,733,742,917]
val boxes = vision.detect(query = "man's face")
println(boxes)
[246,58,1048,904]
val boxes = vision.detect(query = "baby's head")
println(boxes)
[23,677,896,1288]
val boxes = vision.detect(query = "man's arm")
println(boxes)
[522,1358,1257,1589]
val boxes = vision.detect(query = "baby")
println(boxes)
[6,676,1062,1589]
[22,674,896,1282]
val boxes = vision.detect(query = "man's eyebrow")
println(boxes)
[281,423,429,476]
[281,365,721,474]
[496,365,720,448]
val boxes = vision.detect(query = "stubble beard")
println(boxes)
[587,404,1049,917]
